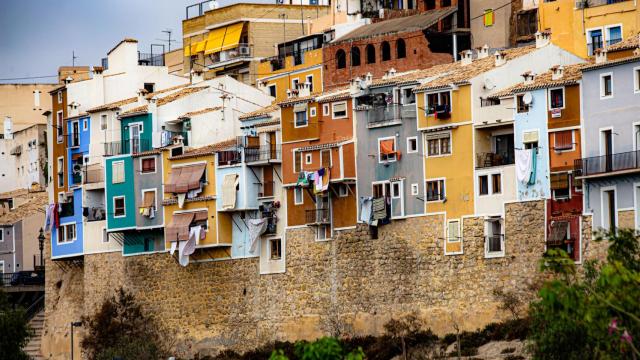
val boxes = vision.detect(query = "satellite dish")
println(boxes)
[73,164,82,174]
[523,92,533,105]
[484,78,495,90]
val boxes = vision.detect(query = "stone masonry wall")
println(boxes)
[42,200,607,359]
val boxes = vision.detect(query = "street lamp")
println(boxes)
[70,321,82,360]
[38,228,45,270]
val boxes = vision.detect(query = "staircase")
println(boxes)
[24,310,44,360]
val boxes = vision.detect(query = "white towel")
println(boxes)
[248,218,268,254]
[185,226,199,256]
[178,240,189,267]
[222,174,239,210]
[177,193,186,208]
[515,149,533,183]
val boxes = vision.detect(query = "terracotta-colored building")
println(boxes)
[322,6,470,89]
[280,85,357,239]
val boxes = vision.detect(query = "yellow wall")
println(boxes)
[257,48,324,102]
[417,85,472,129]
[539,0,639,58]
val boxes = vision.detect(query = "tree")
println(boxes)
[384,312,424,360]
[81,288,171,360]
[528,229,640,359]
[0,289,32,360]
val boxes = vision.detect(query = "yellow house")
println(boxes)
[162,141,235,263]
[256,33,324,102]
[538,0,639,58]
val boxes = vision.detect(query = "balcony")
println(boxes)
[365,104,416,128]
[575,150,640,178]
[138,52,164,66]
[83,164,104,184]
[305,208,330,225]
[476,152,515,169]
[1,270,45,288]
[208,44,251,67]
[103,139,151,156]
[245,145,282,164]
[218,149,242,166]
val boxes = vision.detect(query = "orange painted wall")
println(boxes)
[547,85,580,129]
[332,185,357,228]
[549,130,582,172]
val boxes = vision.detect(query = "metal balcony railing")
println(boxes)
[85,207,106,222]
[217,149,242,166]
[1,271,45,287]
[476,152,515,169]
[138,52,164,66]
[208,44,251,65]
[485,234,504,254]
[186,0,216,19]
[245,145,282,163]
[103,139,151,156]
[575,150,640,177]
[366,104,416,126]
[305,208,330,225]
[83,164,104,184]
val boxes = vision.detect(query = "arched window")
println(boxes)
[351,46,361,67]
[396,39,406,59]
[365,44,376,64]
[381,41,391,61]
[336,49,346,69]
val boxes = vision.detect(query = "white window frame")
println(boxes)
[331,101,348,119]
[269,238,282,260]
[586,26,604,56]
[599,126,615,157]
[57,156,64,187]
[424,90,453,115]
[34,89,40,108]
[320,148,332,168]
[294,108,308,128]
[406,136,418,154]
[484,217,505,258]
[322,103,330,116]
[305,153,312,165]
[82,119,88,131]
[425,178,446,203]
[551,172,572,201]
[390,180,405,218]
[111,160,125,184]
[605,23,623,44]
[400,86,416,105]
[100,114,108,130]
[57,222,77,244]
[633,122,640,152]
[268,84,276,98]
[292,78,299,90]
[141,188,157,211]
[377,136,397,163]
[57,91,63,104]
[139,156,157,174]
[70,120,80,147]
[633,66,640,94]
[56,111,64,143]
[447,219,461,242]
[310,106,317,117]
[477,170,502,197]
[294,187,304,205]
[600,185,618,231]
[411,183,419,196]
[548,86,566,110]
[424,131,452,158]
[306,74,314,92]
[600,72,614,99]
[113,196,126,218]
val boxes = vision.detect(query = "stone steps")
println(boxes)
[24,310,45,360]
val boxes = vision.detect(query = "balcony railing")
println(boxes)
[161,130,189,147]
[366,104,416,127]
[305,208,330,225]
[1,271,45,287]
[476,152,515,169]
[485,235,505,254]
[258,181,275,198]
[138,52,164,66]
[218,149,242,166]
[245,145,282,163]
[209,44,251,65]
[186,0,216,19]
[103,139,151,156]
[575,150,640,177]
[83,164,104,184]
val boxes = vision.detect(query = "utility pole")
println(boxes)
[72,51,78,67]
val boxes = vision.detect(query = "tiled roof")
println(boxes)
[316,87,350,103]
[131,149,163,158]
[488,63,586,98]
[277,94,318,107]
[120,86,210,116]
[581,54,640,72]
[607,33,640,52]
[178,107,222,119]
[120,104,148,116]
[239,103,280,120]
[87,97,137,113]
[414,45,538,92]
[169,139,236,160]
[333,7,457,44]
[0,191,47,226]
[145,84,189,100]
[370,62,458,87]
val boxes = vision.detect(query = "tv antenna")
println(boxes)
[156,29,178,52]
[72,51,78,67]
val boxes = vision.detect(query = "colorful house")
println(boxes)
[280,85,358,240]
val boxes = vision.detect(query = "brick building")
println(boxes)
[322,7,470,89]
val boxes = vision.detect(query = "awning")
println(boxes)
[425,131,449,140]
[204,27,227,55]
[193,210,208,222]
[166,212,195,242]
[141,191,155,208]
[550,172,569,190]
[204,22,245,55]
[164,166,183,193]
[194,40,206,54]
[165,164,206,194]
[548,221,569,244]
[221,22,243,52]
[184,46,191,57]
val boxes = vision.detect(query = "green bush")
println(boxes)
[0,289,32,360]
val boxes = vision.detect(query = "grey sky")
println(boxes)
[0,0,266,84]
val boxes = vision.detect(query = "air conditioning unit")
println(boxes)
[239,46,250,56]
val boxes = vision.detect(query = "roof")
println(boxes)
[581,54,640,72]
[607,33,640,53]
[370,62,458,88]
[489,63,586,98]
[333,7,457,44]
[107,38,138,55]
[316,87,350,103]
[178,107,222,119]
[0,190,47,226]
[87,96,137,113]
[277,94,318,107]
[145,84,189,100]
[414,45,538,92]
[239,103,280,120]
[120,86,210,116]
[169,139,237,160]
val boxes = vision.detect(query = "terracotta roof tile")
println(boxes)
[277,94,318,107]
[607,32,640,52]
[169,139,237,160]
[316,87,350,103]
[489,63,586,98]
[239,103,280,120]
[120,86,210,116]
[581,54,640,72]
[178,107,222,119]
[0,191,47,226]
[144,84,190,100]
[87,97,137,113]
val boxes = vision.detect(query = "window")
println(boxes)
[601,73,613,98]
[554,130,573,151]
[306,75,314,93]
[322,104,330,116]
[112,161,125,184]
[292,78,299,90]
[448,220,461,242]
[381,41,391,61]
[310,107,317,117]
[33,90,40,108]
[268,84,276,98]
[587,29,603,56]
[294,151,302,173]
[83,119,88,131]
[602,188,616,231]
[143,82,155,93]
[57,157,64,187]
[332,101,347,119]
[305,153,312,164]
[114,197,126,217]
[100,114,108,130]
[294,108,308,127]
[270,238,282,260]
[378,137,397,162]
[492,174,501,194]
[479,175,489,195]
[407,137,418,153]
[338,184,348,197]
[57,91,63,104]
[426,179,445,202]
[56,111,63,143]
[411,183,419,196]
[426,132,451,156]
[402,88,415,105]
[634,67,640,93]
[483,9,494,27]
[0,229,3,242]
[517,94,529,113]
[58,223,76,243]
[396,39,406,59]
[425,91,451,115]
[321,149,331,168]
[294,188,304,205]
[551,172,570,200]
[549,88,564,109]
[365,44,376,64]
[140,157,156,173]
[336,49,346,69]
[351,46,360,66]
[606,25,622,46]
[141,189,157,210]
[485,217,504,257]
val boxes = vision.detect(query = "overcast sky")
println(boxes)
[0,0,267,84]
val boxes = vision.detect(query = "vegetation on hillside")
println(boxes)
[0,289,32,360]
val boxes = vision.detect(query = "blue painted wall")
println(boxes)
[216,164,261,211]
[120,113,152,154]
[514,89,550,200]
[229,211,260,258]
[67,116,90,186]
[51,187,84,258]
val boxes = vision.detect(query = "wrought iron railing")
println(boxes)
[305,208,330,225]
[186,0,216,19]
[245,145,282,163]
[485,234,504,254]
[138,52,164,66]
[366,104,417,126]
[0,271,45,287]
[476,152,515,169]
[217,149,242,166]
[575,150,640,177]
[103,139,151,156]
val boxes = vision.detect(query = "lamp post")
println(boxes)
[38,228,45,270]
[70,321,82,360]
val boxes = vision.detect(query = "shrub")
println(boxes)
[0,289,32,360]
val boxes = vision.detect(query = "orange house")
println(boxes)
[280,85,357,239]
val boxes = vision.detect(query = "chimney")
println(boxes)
[551,65,564,80]
[191,69,205,84]
[350,77,363,95]
[494,51,506,67]
[64,76,73,84]
[477,45,490,59]
[460,50,473,65]
[521,71,535,85]
[383,68,397,79]
[4,117,13,140]
[595,48,608,64]
[137,89,148,105]
[535,31,551,48]
[365,72,373,84]
[93,66,104,75]
[68,102,80,117]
